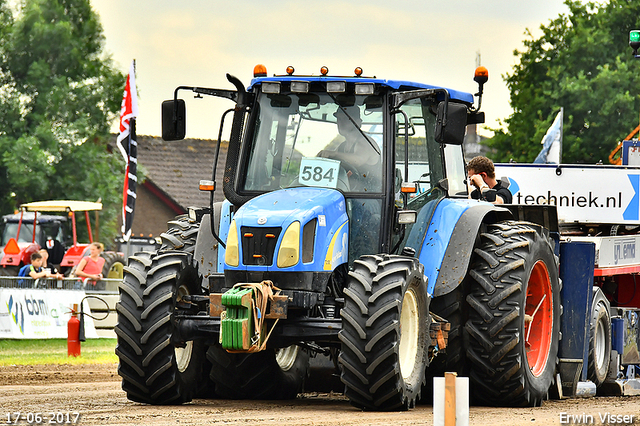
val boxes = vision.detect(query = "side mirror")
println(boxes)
[162,99,186,141]
[435,102,467,145]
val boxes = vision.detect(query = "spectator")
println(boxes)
[74,242,105,289]
[467,156,512,204]
[18,251,63,287]
[39,248,49,268]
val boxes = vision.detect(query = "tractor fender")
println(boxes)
[419,200,512,297]
[194,201,225,281]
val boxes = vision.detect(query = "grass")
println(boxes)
[0,338,118,366]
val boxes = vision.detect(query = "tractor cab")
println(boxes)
[164,66,483,267]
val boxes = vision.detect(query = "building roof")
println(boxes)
[136,135,228,210]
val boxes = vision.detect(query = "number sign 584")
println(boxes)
[299,158,340,189]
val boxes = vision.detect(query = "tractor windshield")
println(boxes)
[0,220,64,246]
[242,91,384,194]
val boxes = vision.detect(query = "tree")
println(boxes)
[486,0,640,164]
[0,0,125,244]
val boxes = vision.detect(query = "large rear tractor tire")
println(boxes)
[588,288,611,387]
[115,251,208,404]
[101,251,126,279]
[421,280,468,404]
[160,215,200,254]
[464,221,560,407]
[339,254,430,411]
[206,343,309,399]
[427,280,468,375]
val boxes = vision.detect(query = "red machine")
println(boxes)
[1,200,102,275]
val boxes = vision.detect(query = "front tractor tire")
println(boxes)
[115,251,207,404]
[464,221,561,407]
[339,255,430,411]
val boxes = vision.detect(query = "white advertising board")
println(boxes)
[494,164,640,225]
[0,289,97,339]
[569,235,640,267]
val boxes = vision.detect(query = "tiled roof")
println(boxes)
[136,135,228,210]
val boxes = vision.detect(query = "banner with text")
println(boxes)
[495,163,640,225]
[0,289,98,339]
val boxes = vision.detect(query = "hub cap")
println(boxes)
[524,260,553,377]
[275,345,299,372]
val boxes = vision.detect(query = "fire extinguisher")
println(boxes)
[68,303,81,357]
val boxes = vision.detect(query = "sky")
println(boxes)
[90,0,570,140]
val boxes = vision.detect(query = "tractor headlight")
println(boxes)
[277,221,300,268]
[225,220,240,267]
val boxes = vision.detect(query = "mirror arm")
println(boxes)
[392,88,445,110]
[171,83,242,124]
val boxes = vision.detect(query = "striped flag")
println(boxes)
[116,61,139,242]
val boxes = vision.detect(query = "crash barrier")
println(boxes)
[0,277,120,338]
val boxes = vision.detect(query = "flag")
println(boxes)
[117,61,139,242]
[534,108,563,164]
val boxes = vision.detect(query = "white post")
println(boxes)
[433,373,469,426]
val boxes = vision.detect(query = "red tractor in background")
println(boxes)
[0,200,125,279]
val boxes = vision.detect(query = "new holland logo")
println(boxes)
[6,295,24,334]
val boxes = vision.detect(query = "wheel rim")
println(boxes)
[399,288,419,380]
[175,341,193,373]
[524,260,553,377]
[174,284,192,373]
[107,262,124,279]
[275,345,299,372]
[595,315,606,370]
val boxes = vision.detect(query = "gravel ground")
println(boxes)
[0,364,639,426]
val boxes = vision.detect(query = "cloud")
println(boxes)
[91,0,568,138]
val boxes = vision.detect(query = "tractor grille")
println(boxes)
[241,226,282,266]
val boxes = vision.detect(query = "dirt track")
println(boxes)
[1,364,639,425]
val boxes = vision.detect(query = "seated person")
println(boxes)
[467,156,512,204]
[317,107,381,190]
[18,251,63,287]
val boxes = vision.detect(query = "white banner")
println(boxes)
[0,289,98,339]
[495,163,640,225]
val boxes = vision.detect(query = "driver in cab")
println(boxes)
[317,106,381,189]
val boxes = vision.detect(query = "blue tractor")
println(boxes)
[115,65,561,410]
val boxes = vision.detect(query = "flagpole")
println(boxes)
[128,59,135,260]
[559,107,563,165]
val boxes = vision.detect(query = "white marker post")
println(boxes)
[433,372,469,426]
